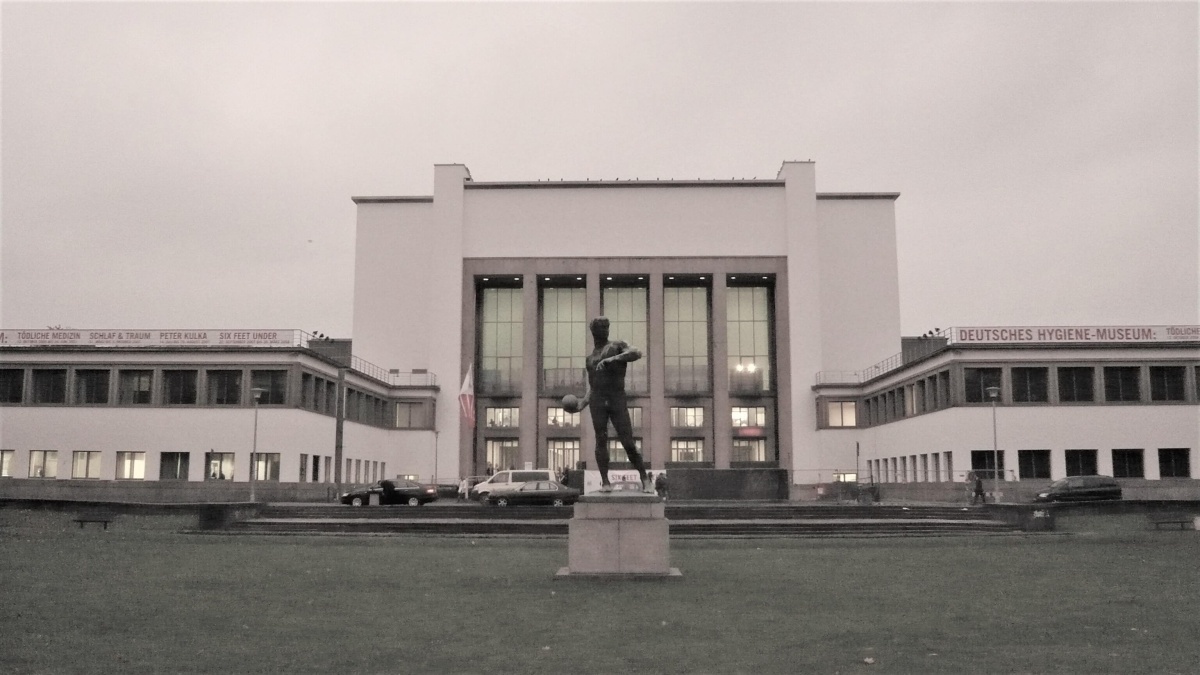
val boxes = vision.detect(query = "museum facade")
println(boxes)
[1,162,1197,500]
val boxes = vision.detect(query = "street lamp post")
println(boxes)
[250,387,266,502]
[986,385,1001,503]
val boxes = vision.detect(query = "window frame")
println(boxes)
[1102,366,1142,403]
[0,369,23,404]
[29,450,58,478]
[116,451,146,480]
[162,370,199,405]
[72,450,102,479]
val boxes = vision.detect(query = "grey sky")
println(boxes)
[2,2,1196,344]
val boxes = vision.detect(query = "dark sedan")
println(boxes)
[340,479,439,506]
[486,481,581,507]
[1034,475,1122,502]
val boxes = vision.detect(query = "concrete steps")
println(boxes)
[223,503,1018,537]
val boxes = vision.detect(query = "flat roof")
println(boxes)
[352,181,900,201]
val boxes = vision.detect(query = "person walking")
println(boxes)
[970,471,986,505]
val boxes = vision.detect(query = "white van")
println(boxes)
[470,469,556,500]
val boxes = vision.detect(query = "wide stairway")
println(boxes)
[220,502,1018,537]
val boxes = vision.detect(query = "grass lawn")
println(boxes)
[1,509,1197,674]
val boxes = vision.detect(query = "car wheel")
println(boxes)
[350,496,365,507]
[496,496,510,507]
[552,498,566,507]
[407,497,420,507]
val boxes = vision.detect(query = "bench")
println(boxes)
[73,512,116,530]
[1147,513,1194,531]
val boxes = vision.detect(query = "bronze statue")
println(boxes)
[576,316,652,493]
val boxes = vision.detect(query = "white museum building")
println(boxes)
[1,162,1197,500]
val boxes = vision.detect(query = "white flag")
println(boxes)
[458,364,475,427]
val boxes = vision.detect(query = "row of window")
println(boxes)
[0,365,436,431]
[478,281,774,395]
[480,436,772,475]
[0,367,288,406]
[484,406,769,430]
[825,363,1199,429]
[962,365,1195,404]
[869,447,1193,483]
[0,449,384,484]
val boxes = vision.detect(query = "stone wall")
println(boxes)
[0,478,340,504]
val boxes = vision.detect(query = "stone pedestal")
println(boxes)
[556,492,681,579]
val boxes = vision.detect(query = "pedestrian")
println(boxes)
[655,471,667,499]
[970,471,986,505]
[458,477,468,501]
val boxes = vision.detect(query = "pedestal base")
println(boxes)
[555,492,680,580]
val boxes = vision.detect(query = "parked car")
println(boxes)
[1034,475,1122,502]
[486,481,582,507]
[608,480,647,493]
[470,469,556,500]
[340,479,439,506]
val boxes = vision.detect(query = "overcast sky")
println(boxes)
[2,1,1196,346]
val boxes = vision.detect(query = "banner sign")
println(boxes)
[950,325,1200,345]
[0,329,299,348]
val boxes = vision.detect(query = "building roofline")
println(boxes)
[463,179,785,190]
[816,192,901,201]
[351,196,433,204]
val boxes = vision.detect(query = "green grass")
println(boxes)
[1,510,1197,674]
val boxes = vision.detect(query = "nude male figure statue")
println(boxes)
[576,316,653,493]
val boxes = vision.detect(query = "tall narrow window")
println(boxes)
[547,440,580,474]
[116,452,145,480]
[1011,367,1048,403]
[0,449,13,477]
[74,369,110,404]
[664,286,709,393]
[727,285,772,392]
[541,286,586,391]
[602,285,649,393]
[207,370,242,405]
[479,287,524,393]
[72,451,102,479]
[0,369,23,404]
[485,439,520,473]
[1057,367,1094,402]
[32,369,67,404]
